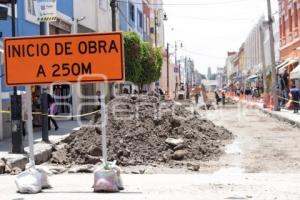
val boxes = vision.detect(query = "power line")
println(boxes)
[117,0,251,6]
[181,48,226,59]
[170,16,255,22]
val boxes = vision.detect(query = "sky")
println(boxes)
[163,0,279,75]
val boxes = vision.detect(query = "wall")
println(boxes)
[74,0,111,32]
[74,0,98,31]
[97,0,112,32]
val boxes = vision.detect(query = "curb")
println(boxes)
[0,135,69,173]
[230,97,300,128]
[258,107,300,128]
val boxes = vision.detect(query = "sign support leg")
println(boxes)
[100,83,107,165]
[25,86,35,165]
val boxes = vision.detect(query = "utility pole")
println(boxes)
[166,43,169,97]
[185,57,190,99]
[174,41,177,98]
[110,0,117,31]
[10,0,23,153]
[154,10,157,47]
[110,0,117,98]
[267,0,279,111]
[40,22,49,142]
[259,23,268,108]
[178,60,181,84]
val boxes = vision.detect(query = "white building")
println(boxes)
[72,0,113,115]
[244,16,280,77]
[224,52,237,84]
[150,0,165,47]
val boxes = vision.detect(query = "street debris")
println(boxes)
[50,95,233,168]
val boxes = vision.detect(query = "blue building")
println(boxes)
[118,0,144,39]
[0,0,74,140]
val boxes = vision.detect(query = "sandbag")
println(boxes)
[15,165,42,194]
[36,168,52,189]
[93,162,124,192]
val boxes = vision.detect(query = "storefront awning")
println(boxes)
[290,64,300,79]
[276,59,298,74]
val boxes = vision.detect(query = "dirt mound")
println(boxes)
[50,95,233,167]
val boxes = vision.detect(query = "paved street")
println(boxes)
[1,104,300,199]
[203,103,300,173]
[1,173,300,200]
[0,0,300,198]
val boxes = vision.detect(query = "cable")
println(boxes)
[181,48,226,59]
[170,16,255,21]
[117,0,251,6]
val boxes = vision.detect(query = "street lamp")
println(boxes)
[154,9,167,47]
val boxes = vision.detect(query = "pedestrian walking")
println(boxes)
[221,91,226,106]
[245,86,251,102]
[195,93,199,104]
[214,90,221,105]
[290,84,300,113]
[47,92,58,131]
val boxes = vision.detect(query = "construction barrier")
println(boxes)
[0,109,100,118]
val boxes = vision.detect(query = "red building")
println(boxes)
[279,0,300,81]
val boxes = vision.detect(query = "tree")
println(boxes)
[137,42,163,91]
[123,32,143,84]
[123,32,163,92]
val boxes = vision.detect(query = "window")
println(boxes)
[129,3,135,22]
[27,0,36,16]
[138,10,143,29]
[289,9,293,32]
[294,2,298,27]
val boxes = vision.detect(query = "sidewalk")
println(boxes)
[231,96,300,128]
[0,120,82,170]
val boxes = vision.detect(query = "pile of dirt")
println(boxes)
[50,95,233,167]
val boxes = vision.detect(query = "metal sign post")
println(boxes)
[25,86,35,165]
[100,83,107,165]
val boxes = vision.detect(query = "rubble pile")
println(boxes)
[0,158,22,175]
[50,95,233,167]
